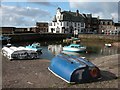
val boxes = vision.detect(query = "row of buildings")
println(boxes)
[49,7,120,35]
[1,22,48,34]
[1,7,120,35]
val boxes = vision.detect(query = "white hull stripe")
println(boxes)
[48,67,71,83]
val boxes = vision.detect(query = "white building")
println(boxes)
[49,7,85,34]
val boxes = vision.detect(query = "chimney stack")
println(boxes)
[76,10,79,16]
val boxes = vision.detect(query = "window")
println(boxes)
[81,23,84,27]
[61,22,62,26]
[75,46,78,48]
[67,22,69,26]
[110,22,112,25]
[71,46,74,48]
[81,29,83,32]
[74,23,76,27]
[103,22,105,25]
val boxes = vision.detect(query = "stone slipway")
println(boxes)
[2,53,119,88]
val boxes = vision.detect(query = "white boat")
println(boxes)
[63,44,86,52]
[1,45,39,60]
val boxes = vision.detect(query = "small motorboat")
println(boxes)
[1,45,39,60]
[25,43,42,53]
[105,44,112,47]
[63,44,86,52]
[48,53,101,83]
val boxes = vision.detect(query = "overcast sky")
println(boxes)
[1,0,119,27]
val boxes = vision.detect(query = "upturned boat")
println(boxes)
[48,53,101,83]
[63,44,86,52]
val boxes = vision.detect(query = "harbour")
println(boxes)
[1,1,120,88]
[1,34,119,88]
[2,38,119,60]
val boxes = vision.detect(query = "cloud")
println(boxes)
[118,1,120,22]
[1,5,51,26]
[69,1,118,22]
[27,0,57,7]
[69,0,120,2]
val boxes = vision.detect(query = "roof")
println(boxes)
[36,22,48,24]
[114,23,120,26]
[99,19,113,21]
[1,27,15,28]
[53,11,85,22]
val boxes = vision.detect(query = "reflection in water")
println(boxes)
[100,46,118,55]
[48,44,63,55]
[47,44,119,59]
[5,41,119,60]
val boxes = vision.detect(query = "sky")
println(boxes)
[0,0,120,27]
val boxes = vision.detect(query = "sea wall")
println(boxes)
[78,34,120,42]
[3,33,119,43]
[3,33,70,43]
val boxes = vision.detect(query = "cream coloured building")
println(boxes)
[49,8,85,34]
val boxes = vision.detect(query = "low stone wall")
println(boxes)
[78,34,119,41]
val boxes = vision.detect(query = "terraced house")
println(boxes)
[49,7,85,34]
[99,19,115,34]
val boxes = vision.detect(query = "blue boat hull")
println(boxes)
[48,54,101,83]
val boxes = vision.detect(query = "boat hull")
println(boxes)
[48,54,101,83]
